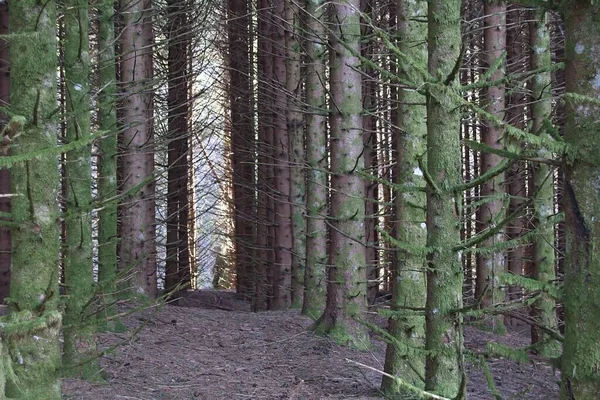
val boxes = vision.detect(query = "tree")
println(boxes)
[382,0,428,393]
[97,0,125,331]
[62,0,98,377]
[301,0,328,318]
[119,0,157,297]
[528,8,559,356]
[424,0,465,396]
[312,0,369,349]
[0,3,9,302]
[475,0,507,333]
[166,0,192,294]
[7,1,62,397]
[560,2,600,397]
[271,0,293,309]
[286,0,306,309]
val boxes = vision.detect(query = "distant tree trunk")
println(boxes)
[119,0,157,297]
[271,0,292,309]
[475,0,507,333]
[504,5,528,329]
[286,0,306,308]
[227,0,254,298]
[62,0,98,377]
[97,0,125,332]
[0,2,10,302]
[7,1,62,397]
[166,0,191,294]
[301,0,328,318]
[312,0,369,349]
[528,8,559,357]
[254,0,273,311]
[560,3,600,398]
[425,0,465,396]
[381,0,427,393]
[361,0,379,306]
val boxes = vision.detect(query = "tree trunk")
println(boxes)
[381,0,427,393]
[425,0,465,396]
[271,0,292,309]
[361,0,379,307]
[528,8,559,357]
[97,0,126,333]
[119,0,157,297]
[165,0,191,294]
[7,1,62,397]
[62,0,98,377]
[560,2,600,398]
[0,2,9,302]
[475,0,507,333]
[286,0,306,308]
[254,0,273,311]
[301,0,328,318]
[312,0,369,349]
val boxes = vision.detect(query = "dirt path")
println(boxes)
[62,291,560,399]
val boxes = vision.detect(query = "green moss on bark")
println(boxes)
[382,0,428,395]
[560,3,600,398]
[7,1,62,397]
[424,0,465,397]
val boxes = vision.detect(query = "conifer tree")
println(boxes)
[62,0,99,377]
[560,2,600,397]
[312,0,369,349]
[7,1,62,397]
[424,0,465,396]
[382,0,428,393]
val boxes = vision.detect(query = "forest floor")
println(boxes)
[62,290,560,400]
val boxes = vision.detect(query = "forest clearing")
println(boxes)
[62,291,559,400]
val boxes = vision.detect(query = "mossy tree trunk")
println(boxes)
[312,0,369,349]
[475,0,507,334]
[0,2,9,302]
[381,0,428,393]
[286,0,306,308]
[62,0,99,378]
[301,0,328,319]
[560,2,600,398]
[424,0,465,396]
[528,8,559,357]
[119,0,157,297]
[97,0,126,332]
[7,1,62,397]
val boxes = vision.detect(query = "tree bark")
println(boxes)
[560,2,600,398]
[301,0,328,318]
[119,0,157,298]
[62,0,98,377]
[425,0,465,396]
[475,0,507,333]
[312,0,369,349]
[382,0,428,393]
[7,1,62,397]
[0,2,9,302]
[286,0,306,308]
[528,8,559,357]
[271,0,293,309]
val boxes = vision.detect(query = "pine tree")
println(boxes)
[301,0,328,318]
[424,0,465,396]
[382,0,428,393]
[119,0,157,297]
[312,0,369,349]
[62,0,99,377]
[560,2,600,397]
[7,1,62,397]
